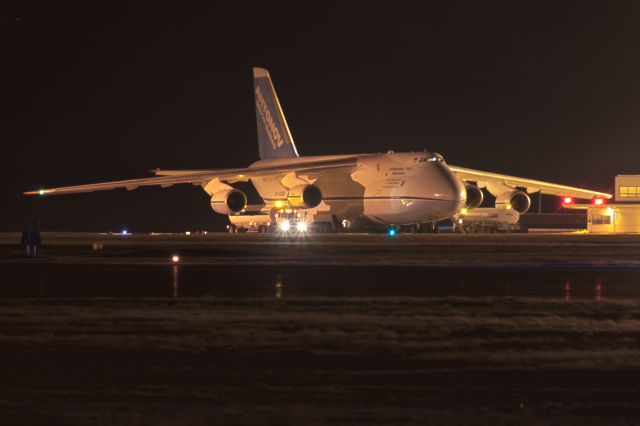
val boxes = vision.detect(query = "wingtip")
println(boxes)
[24,189,53,196]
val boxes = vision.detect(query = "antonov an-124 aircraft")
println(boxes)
[26,68,611,233]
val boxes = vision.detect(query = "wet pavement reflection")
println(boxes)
[172,264,179,298]
[1,264,639,300]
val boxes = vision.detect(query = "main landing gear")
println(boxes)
[396,222,438,234]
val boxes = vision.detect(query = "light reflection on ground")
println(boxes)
[1,264,638,300]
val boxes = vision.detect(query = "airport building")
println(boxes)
[573,175,640,233]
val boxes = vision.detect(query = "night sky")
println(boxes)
[4,2,640,232]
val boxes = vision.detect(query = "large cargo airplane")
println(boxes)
[26,68,611,232]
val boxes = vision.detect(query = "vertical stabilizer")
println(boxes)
[253,67,299,160]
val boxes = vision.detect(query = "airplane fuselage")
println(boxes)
[250,152,466,226]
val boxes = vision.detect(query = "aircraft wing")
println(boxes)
[448,165,612,199]
[24,156,362,196]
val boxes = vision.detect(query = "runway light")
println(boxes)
[171,255,180,263]
[38,189,45,196]
[563,196,574,205]
[593,197,605,206]
[279,220,290,232]
[296,221,307,232]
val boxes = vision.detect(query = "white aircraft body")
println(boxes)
[27,68,611,231]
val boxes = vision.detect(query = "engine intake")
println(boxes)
[465,184,484,209]
[288,184,322,208]
[211,189,247,215]
[496,190,530,214]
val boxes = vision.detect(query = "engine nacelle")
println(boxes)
[465,184,484,209]
[287,184,322,209]
[210,189,247,215]
[496,190,531,214]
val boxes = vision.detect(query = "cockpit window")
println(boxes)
[427,153,444,163]
[414,153,445,164]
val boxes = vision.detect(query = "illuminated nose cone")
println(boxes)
[429,163,466,219]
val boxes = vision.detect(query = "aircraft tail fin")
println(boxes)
[253,67,299,160]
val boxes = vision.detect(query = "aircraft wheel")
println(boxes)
[419,222,437,233]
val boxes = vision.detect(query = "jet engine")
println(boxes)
[287,184,323,208]
[464,184,484,209]
[496,190,530,214]
[210,189,247,215]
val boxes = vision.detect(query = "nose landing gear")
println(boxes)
[416,222,438,233]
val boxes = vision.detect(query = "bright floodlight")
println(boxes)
[279,220,290,232]
[171,255,180,263]
[296,221,307,232]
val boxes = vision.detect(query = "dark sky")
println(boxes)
[4,2,640,232]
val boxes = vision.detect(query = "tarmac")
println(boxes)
[1,231,640,268]
[2,232,640,425]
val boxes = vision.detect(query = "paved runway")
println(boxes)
[2,231,640,267]
[2,232,640,425]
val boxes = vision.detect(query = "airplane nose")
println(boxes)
[431,163,466,216]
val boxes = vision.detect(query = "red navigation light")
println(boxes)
[562,197,574,205]
[593,197,605,206]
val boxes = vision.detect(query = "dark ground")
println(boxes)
[1,233,640,425]
[2,231,640,267]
